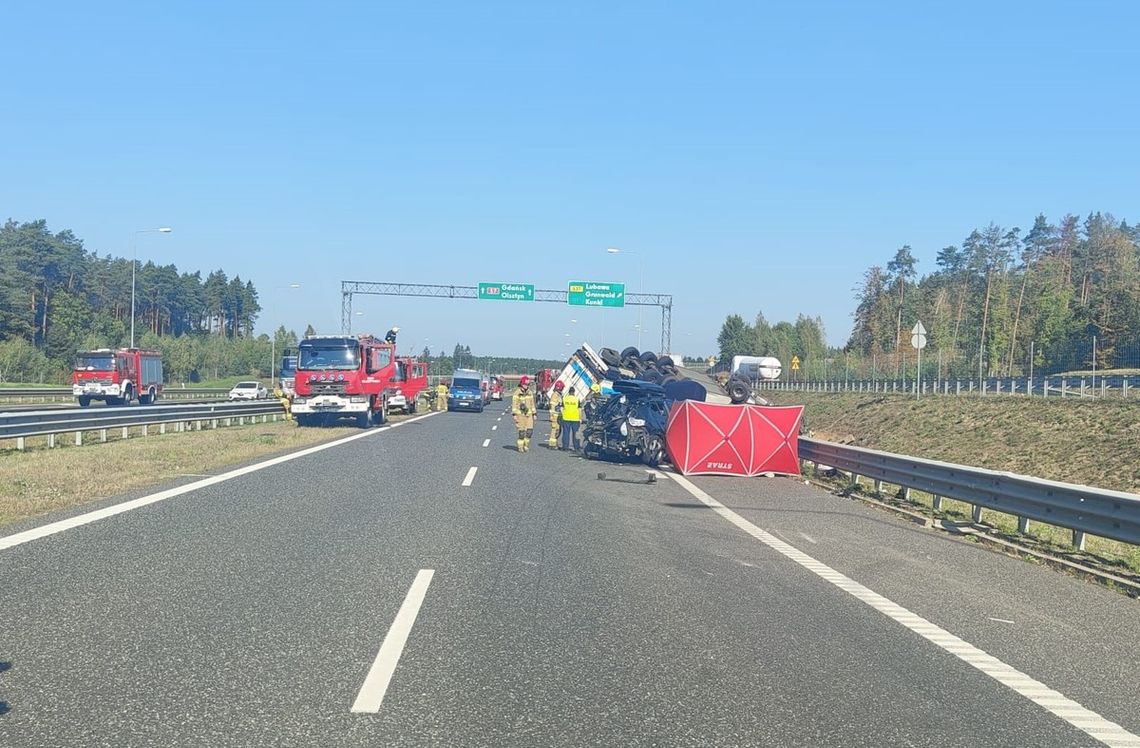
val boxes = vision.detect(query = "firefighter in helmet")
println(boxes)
[275,388,294,422]
[512,375,536,452]
[435,380,449,411]
[547,380,564,448]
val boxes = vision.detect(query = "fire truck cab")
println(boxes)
[387,357,429,414]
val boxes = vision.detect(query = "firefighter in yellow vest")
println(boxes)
[512,375,536,452]
[435,381,449,411]
[547,380,564,448]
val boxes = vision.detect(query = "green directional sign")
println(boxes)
[478,282,534,301]
[567,281,626,307]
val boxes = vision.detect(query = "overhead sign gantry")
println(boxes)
[340,280,673,352]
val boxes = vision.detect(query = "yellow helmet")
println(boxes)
[591,383,601,393]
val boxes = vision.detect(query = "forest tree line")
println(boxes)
[0,219,570,384]
[716,211,1140,379]
[849,212,1140,378]
[0,219,272,383]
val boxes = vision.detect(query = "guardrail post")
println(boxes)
[100,429,107,443]
[850,473,861,489]
[1061,379,1068,397]
[159,423,166,434]
[899,486,910,501]
[16,437,25,451]
[142,425,149,437]
[75,431,82,446]
[1017,516,1030,534]
[1125,379,1131,398]
[982,380,988,395]
[971,504,983,523]
[932,494,942,510]
[1101,380,1107,398]
[873,479,883,494]
[121,427,129,440]
[1072,529,1086,551]
[1080,379,1086,397]
[211,419,218,429]
[48,434,56,448]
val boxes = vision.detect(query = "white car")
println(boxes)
[229,381,268,400]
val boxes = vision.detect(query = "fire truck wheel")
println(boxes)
[357,411,372,429]
[139,388,153,405]
[78,395,92,407]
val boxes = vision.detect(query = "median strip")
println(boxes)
[0,411,441,551]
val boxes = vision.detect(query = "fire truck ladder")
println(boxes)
[341,281,674,353]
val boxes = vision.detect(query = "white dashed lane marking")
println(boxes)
[462,467,478,487]
[350,569,435,714]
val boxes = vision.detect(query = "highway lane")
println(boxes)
[0,404,1137,746]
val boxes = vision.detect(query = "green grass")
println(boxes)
[766,390,1140,573]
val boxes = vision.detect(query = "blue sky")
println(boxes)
[3,1,1137,360]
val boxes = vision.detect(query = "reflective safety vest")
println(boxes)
[561,394,580,422]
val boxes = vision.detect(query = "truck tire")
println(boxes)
[727,377,750,404]
[122,386,133,406]
[642,434,665,467]
[620,347,640,362]
[357,411,372,429]
[78,395,92,407]
[139,387,154,405]
[600,348,622,368]
[639,351,658,364]
[656,355,674,369]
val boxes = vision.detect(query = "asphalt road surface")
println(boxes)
[1,405,1138,747]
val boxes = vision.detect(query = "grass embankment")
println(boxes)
[0,420,361,529]
[765,391,1140,573]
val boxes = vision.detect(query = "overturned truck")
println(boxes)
[547,343,774,466]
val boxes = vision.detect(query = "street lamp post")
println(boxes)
[269,283,301,388]
[130,227,172,348]
[606,247,644,349]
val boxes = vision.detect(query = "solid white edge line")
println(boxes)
[462,466,478,486]
[350,569,435,713]
[0,411,443,552]
[664,471,1140,748]
[482,439,490,447]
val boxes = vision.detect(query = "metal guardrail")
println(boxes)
[0,387,230,402]
[762,376,1139,398]
[1,401,285,448]
[798,437,1140,549]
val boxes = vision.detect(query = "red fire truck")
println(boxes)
[534,368,558,409]
[292,329,425,427]
[387,357,429,414]
[72,348,164,407]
